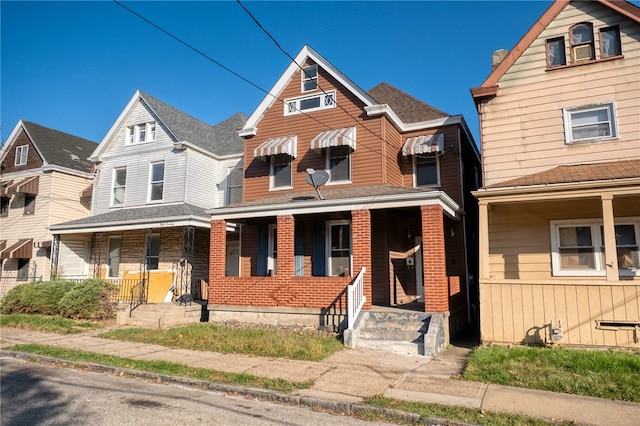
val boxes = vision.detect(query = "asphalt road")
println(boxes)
[0,357,386,426]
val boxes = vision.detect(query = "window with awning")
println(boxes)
[254,135,297,159]
[7,176,39,195]
[402,133,444,156]
[0,239,33,259]
[1,180,13,196]
[310,127,356,151]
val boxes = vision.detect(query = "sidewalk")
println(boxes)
[1,327,639,426]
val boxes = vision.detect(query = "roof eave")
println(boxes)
[50,214,211,234]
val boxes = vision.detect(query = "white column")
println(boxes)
[601,193,619,282]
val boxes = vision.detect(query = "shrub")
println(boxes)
[57,279,117,320]
[0,281,72,315]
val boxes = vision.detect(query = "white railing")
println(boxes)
[347,267,366,330]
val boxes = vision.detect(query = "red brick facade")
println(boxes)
[421,204,449,312]
[351,209,372,310]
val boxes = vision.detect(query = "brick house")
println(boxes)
[0,120,96,294]
[471,0,640,348]
[207,46,481,354]
[50,91,246,307]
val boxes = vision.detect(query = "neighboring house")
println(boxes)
[50,90,247,304]
[471,0,640,348]
[0,120,96,293]
[207,45,481,353]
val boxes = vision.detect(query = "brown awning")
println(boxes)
[0,240,6,252]
[1,181,13,196]
[0,239,33,259]
[81,184,93,199]
[7,176,39,195]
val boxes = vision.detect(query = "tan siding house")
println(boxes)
[0,120,95,293]
[207,46,481,356]
[471,0,640,348]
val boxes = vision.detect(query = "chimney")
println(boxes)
[492,49,508,70]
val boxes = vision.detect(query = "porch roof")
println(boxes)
[207,184,461,220]
[49,203,211,234]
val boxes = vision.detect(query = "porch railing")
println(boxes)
[347,267,366,330]
[129,280,147,316]
[55,276,145,305]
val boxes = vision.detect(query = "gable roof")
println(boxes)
[91,90,247,161]
[240,45,455,136]
[368,83,449,124]
[471,0,640,101]
[1,120,96,174]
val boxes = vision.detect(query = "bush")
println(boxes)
[1,279,116,320]
[1,281,73,315]
[57,279,117,320]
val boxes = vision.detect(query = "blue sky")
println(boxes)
[1,1,558,147]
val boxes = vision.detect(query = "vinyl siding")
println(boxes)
[480,1,640,186]
[48,171,92,226]
[184,150,242,208]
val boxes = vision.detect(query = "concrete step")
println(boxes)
[355,338,425,356]
[358,328,424,341]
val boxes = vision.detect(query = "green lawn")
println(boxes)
[0,313,106,334]
[463,345,640,402]
[99,322,344,361]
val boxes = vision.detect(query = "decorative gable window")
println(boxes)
[563,101,617,143]
[14,145,28,166]
[112,167,127,206]
[302,64,318,92]
[148,161,165,201]
[126,122,156,145]
[570,23,595,62]
[600,26,621,58]
[284,91,336,116]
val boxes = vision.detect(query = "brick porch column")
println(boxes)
[209,219,227,282]
[277,215,294,277]
[421,204,448,313]
[352,209,372,310]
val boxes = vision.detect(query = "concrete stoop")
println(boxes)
[116,302,204,328]
[344,311,446,357]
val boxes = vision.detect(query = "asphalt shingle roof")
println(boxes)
[368,83,450,124]
[487,159,640,188]
[22,121,97,173]
[139,91,248,156]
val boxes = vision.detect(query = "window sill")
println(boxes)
[269,186,293,191]
[565,136,618,145]
[546,54,623,71]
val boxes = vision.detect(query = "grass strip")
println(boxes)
[8,343,312,393]
[364,395,569,426]
[0,314,103,334]
[463,345,640,403]
[99,323,344,361]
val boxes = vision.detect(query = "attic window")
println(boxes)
[600,26,621,58]
[570,23,595,62]
[284,91,336,116]
[14,145,28,166]
[126,122,156,145]
[301,64,318,92]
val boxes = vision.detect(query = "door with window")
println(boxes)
[327,221,351,276]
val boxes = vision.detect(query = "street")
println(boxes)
[1,358,387,426]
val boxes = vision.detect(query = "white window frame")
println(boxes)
[148,161,165,202]
[269,154,293,190]
[226,164,243,205]
[326,220,351,277]
[413,154,440,188]
[267,224,277,275]
[284,90,336,116]
[301,64,318,92]
[106,236,122,278]
[562,101,618,144]
[550,217,640,277]
[14,145,28,166]
[125,122,157,145]
[111,167,127,206]
[326,145,352,185]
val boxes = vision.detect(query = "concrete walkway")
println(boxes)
[1,327,638,426]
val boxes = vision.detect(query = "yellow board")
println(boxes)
[122,271,175,303]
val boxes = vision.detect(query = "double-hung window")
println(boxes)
[415,155,439,187]
[149,161,165,201]
[145,234,161,271]
[112,167,127,206]
[546,37,566,67]
[302,64,318,92]
[14,145,28,166]
[563,102,617,143]
[327,146,351,183]
[270,154,292,189]
[551,218,639,276]
[600,26,622,58]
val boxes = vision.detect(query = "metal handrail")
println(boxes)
[129,279,146,316]
[347,267,366,330]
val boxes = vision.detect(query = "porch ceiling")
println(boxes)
[208,184,461,220]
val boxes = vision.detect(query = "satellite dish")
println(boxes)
[305,169,329,200]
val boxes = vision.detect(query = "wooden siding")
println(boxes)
[481,281,640,348]
[480,1,640,186]
[1,129,43,173]
[48,171,92,226]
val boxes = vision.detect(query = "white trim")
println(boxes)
[147,161,165,203]
[208,190,460,221]
[14,145,29,166]
[50,216,211,234]
[269,154,293,190]
[562,101,618,144]
[413,154,440,188]
[283,91,336,116]
[325,145,352,185]
[111,166,127,207]
[326,219,351,277]
[301,64,318,92]
[267,223,277,275]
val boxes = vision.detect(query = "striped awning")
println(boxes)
[0,239,33,259]
[254,135,297,158]
[310,127,356,150]
[1,181,13,196]
[7,176,40,195]
[81,184,93,199]
[402,134,444,156]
